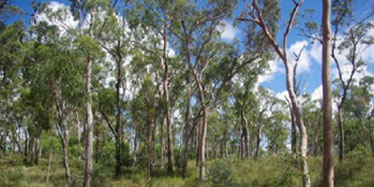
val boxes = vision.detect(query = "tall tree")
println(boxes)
[238,0,311,186]
[322,0,334,186]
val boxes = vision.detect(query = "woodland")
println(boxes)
[0,0,374,186]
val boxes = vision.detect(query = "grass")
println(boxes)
[1,153,374,187]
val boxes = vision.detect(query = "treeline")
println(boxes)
[0,0,373,187]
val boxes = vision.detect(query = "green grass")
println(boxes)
[1,153,374,187]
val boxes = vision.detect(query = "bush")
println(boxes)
[0,166,25,187]
[207,159,236,187]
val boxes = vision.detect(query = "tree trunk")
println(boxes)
[147,118,155,183]
[255,125,264,159]
[322,0,334,185]
[24,130,28,163]
[285,61,311,187]
[337,107,344,161]
[61,133,72,186]
[291,109,297,154]
[134,123,140,165]
[75,110,81,145]
[46,129,54,186]
[46,146,53,186]
[241,109,250,158]
[84,58,93,187]
[160,116,165,169]
[56,110,72,187]
[198,110,208,181]
[161,25,175,173]
[181,84,191,178]
[115,56,123,178]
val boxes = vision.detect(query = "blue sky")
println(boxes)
[9,0,374,99]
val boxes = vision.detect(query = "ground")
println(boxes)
[1,152,374,187]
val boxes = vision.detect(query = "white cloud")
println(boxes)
[218,20,239,41]
[309,41,322,63]
[33,1,78,33]
[257,59,283,84]
[288,40,311,73]
[310,85,323,101]
[276,90,289,102]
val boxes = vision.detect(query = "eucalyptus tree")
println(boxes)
[300,94,322,156]
[69,0,109,185]
[331,5,374,162]
[264,106,289,155]
[339,77,373,152]
[238,0,311,185]
[232,66,266,158]
[253,87,280,159]
[129,48,164,181]
[321,1,334,185]
[123,0,187,172]
[299,0,374,162]
[95,2,132,177]
[0,20,25,157]
[169,0,273,180]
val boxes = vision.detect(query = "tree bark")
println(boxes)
[160,116,165,169]
[84,58,94,187]
[46,146,53,186]
[75,110,81,145]
[161,23,175,173]
[290,107,297,154]
[337,107,344,161]
[240,106,250,158]
[198,109,208,181]
[255,125,264,159]
[322,0,334,185]
[115,50,123,178]
[250,1,311,185]
[181,84,191,178]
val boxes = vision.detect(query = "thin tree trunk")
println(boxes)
[255,125,264,159]
[147,118,155,183]
[287,66,311,187]
[46,129,54,186]
[160,116,165,169]
[322,0,334,185]
[161,24,175,173]
[61,134,71,186]
[337,107,344,161]
[181,84,191,178]
[134,123,140,166]
[115,54,123,178]
[75,110,81,145]
[84,58,94,187]
[291,110,297,154]
[250,1,310,185]
[56,110,72,187]
[198,110,208,181]
[34,136,40,165]
[241,109,250,158]
[46,146,53,186]
[24,130,28,163]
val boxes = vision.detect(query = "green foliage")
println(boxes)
[0,166,25,187]
[207,159,236,187]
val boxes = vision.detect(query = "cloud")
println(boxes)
[33,1,78,32]
[309,41,322,63]
[310,85,322,101]
[288,40,312,73]
[275,90,289,102]
[257,39,317,86]
[257,59,283,84]
[218,20,239,41]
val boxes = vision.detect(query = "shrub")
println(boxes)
[207,159,236,187]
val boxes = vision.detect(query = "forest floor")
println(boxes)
[1,153,374,187]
